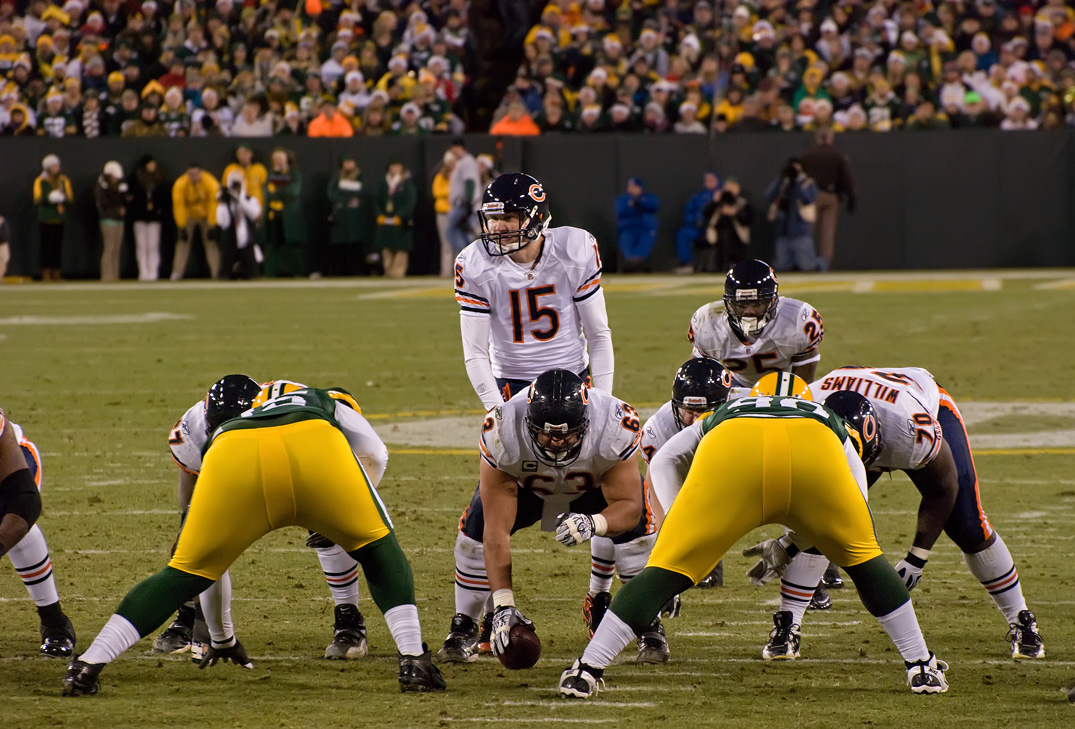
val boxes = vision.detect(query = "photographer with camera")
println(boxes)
[215,170,263,280]
[764,158,821,272]
[699,178,754,273]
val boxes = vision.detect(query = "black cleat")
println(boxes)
[152,603,194,654]
[559,659,604,699]
[476,611,493,655]
[40,614,76,659]
[399,645,447,692]
[696,560,724,588]
[822,563,844,589]
[808,584,832,611]
[636,618,670,664]
[436,613,479,663]
[1008,609,1045,660]
[62,656,103,696]
[583,591,611,638]
[325,604,368,659]
[762,610,801,661]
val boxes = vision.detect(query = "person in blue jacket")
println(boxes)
[674,172,720,274]
[615,177,659,273]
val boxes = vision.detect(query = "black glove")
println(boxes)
[198,637,253,669]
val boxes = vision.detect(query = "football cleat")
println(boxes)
[476,611,493,654]
[40,615,76,659]
[808,584,832,611]
[636,618,670,664]
[696,560,724,589]
[559,658,605,699]
[398,644,447,692]
[583,591,611,638]
[436,613,479,663]
[62,656,103,697]
[189,604,210,664]
[152,609,194,654]
[822,564,844,589]
[762,610,801,661]
[325,604,368,660]
[1008,609,1045,660]
[905,652,949,694]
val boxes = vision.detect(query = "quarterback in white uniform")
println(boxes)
[455,172,613,407]
[688,259,823,387]
[156,376,389,662]
[748,366,1043,661]
[437,370,672,664]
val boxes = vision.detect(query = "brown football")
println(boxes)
[498,624,541,670]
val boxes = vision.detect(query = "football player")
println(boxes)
[63,383,445,696]
[154,375,377,661]
[0,413,76,657]
[688,258,837,607]
[437,370,670,665]
[453,173,622,653]
[559,373,949,699]
[748,366,1044,661]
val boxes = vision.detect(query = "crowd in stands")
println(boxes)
[492,0,1075,133]
[1,1,1073,139]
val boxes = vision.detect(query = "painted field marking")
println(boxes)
[490,700,655,708]
[0,312,193,325]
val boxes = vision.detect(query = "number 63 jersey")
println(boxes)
[688,297,823,387]
[811,366,944,471]
[478,387,642,530]
[455,225,603,382]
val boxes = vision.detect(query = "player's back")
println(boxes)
[812,367,942,470]
[688,296,822,387]
[455,225,603,381]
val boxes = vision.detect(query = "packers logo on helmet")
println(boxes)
[252,380,308,408]
[749,372,812,400]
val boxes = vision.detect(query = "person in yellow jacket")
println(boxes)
[221,145,268,217]
[432,151,454,278]
[171,163,220,280]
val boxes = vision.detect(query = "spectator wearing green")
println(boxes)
[264,148,305,278]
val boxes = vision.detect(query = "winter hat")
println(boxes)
[42,154,61,171]
[103,161,123,178]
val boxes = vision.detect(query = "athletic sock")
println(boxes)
[589,537,616,594]
[384,604,424,656]
[8,524,60,606]
[963,533,1027,623]
[876,600,930,663]
[779,550,829,625]
[451,532,489,620]
[79,615,142,665]
[315,544,361,607]
[580,611,637,669]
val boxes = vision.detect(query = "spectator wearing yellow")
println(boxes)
[432,151,455,278]
[222,146,268,217]
[33,154,72,281]
[171,164,220,281]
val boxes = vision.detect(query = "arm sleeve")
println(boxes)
[215,201,231,229]
[199,570,234,644]
[576,289,614,393]
[842,438,869,501]
[648,425,705,513]
[460,313,503,410]
[334,402,389,487]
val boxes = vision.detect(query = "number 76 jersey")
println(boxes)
[811,366,944,471]
[478,386,642,529]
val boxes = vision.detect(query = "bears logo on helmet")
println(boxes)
[525,369,589,466]
[671,357,733,429]
[724,259,779,339]
[479,172,552,257]
[824,390,884,467]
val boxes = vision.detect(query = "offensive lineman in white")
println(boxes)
[438,369,665,665]
[746,366,1043,661]
[449,173,627,658]
[155,375,388,662]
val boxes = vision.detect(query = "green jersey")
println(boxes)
[700,396,852,445]
[210,387,351,445]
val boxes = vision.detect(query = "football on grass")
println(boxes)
[498,624,541,670]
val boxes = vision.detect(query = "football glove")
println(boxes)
[743,535,796,587]
[660,594,681,619]
[895,552,927,591]
[491,605,534,657]
[197,637,253,670]
[555,513,596,547]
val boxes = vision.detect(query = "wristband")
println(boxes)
[592,514,608,537]
[492,589,515,609]
[906,546,930,567]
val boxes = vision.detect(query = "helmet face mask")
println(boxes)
[524,369,589,467]
[479,172,551,257]
[724,259,779,339]
[671,357,733,429]
[824,390,884,468]
[205,374,262,434]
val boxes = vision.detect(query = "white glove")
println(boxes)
[742,536,795,587]
[555,512,596,547]
[48,189,65,203]
[895,553,927,590]
[118,182,128,193]
[490,605,534,656]
[660,594,681,618]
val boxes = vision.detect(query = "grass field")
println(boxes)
[1,271,1074,728]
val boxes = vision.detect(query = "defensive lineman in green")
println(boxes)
[63,384,445,695]
[559,375,949,697]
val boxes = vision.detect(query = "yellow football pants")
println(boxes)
[168,419,392,580]
[648,417,882,583]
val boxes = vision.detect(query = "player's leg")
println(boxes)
[785,421,947,694]
[585,537,616,635]
[762,548,829,660]
[64,432,276,696]
[935,397,1042,659]
[288,424,444,691]
[305,531,366,660]
[7,524,76,658]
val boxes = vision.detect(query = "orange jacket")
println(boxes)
[489,114,541,136]
[307,112,355,138]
